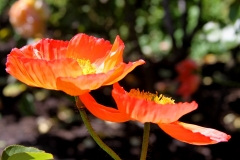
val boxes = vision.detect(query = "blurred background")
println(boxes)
[0,0,240,159]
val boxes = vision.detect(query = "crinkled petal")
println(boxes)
[66,33,112,65]
[6,49,81,89]
[103,36,124,72]
[79,93,130,122]
[112,83,198,123]
[103,60,145,85]
[56,60,145,96]
[6,50,36,86]
[33,39,69,60]
[56,80,90,96]
[56,73,110,96]
[14,39,69,60]
[158,121,231,145]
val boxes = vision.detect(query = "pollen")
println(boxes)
[128,89,175,105]
[76,59,96,75]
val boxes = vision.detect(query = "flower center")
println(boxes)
[76,59,96,75]
[128,89,175,105]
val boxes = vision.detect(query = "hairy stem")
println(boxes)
[140,122,150,160]
[75,96,121,160]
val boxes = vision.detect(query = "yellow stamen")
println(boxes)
[76,59,96,75]
[128,89,175,105]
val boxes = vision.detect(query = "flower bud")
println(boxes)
[9,0,49,38]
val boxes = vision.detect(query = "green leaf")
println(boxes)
[229,1,240,22]
[1,145,53,160]
[8,152,53,160]
[2,83,27,97]
[0,0,9,15]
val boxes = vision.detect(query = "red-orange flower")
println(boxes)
[176,59,201,99]
[176,59,198,76]
[79,83,231,145]
[177,74,201,99]
[6,34,145,96]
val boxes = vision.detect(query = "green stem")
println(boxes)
[75,97,121,160]
[140,122,150,160]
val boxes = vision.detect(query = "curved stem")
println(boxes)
[140,122,150,160]
[75,97,121,160]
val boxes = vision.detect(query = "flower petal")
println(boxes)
[33,38,69,60]
[13,38,69,60]
[56,59,144,95]
[158,121,231,145]
[79,93,130,122]
[56,73,110,96]
[6,49,82,89]
[103,35,125,72]
[112,83,198,123]
[103,60,145,85]
[6,49,36,86]
[66,33,112,65]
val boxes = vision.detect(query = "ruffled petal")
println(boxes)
[158,121,231,145]
[102,64,125,85]
[79,93,130,122]
[56,80,90,96]
[103,60,145,85]
[6,50,36,86]
[33,39,69,60]
[6,51,82,89]
[102,36,124,72]
[57,61,142,96]
[15,39,69,60]
[112,83,198,123]
[56,73,110,96]
[66,33,112,65]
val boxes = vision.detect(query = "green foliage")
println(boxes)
[1,145,53,160]
[229,0,240,22]
[0,0,14,15]
[1,0,238,62]
[19,93,35,116]
[45,0,69,26]
[202,0,232,23]
[3,83,27,97]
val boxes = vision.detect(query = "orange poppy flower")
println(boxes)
[79,83,231,145]
[6,34,145,96]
